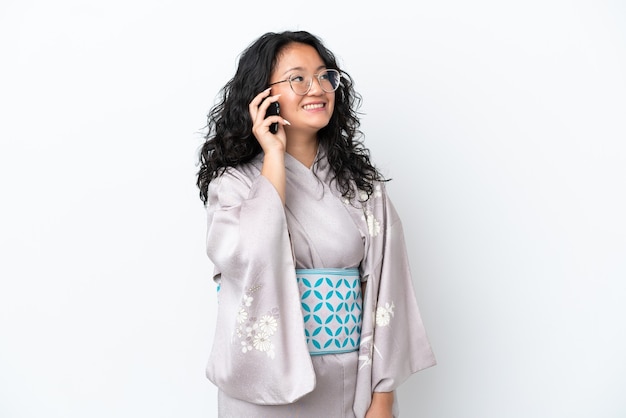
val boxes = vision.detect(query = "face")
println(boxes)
[269,43,335,136]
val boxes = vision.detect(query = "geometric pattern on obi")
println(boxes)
[295,268,362,356]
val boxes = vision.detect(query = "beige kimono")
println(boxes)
[204,147,436,417]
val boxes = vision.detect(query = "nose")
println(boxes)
[307,76,324,95]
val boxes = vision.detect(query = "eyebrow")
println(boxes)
[281,65,327,76]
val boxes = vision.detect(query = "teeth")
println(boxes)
[303,103,324,110]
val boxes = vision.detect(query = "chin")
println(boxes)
[310,117,332,130]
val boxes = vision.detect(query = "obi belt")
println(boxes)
[295,268,363,356]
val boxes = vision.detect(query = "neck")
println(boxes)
[286,135,319,168]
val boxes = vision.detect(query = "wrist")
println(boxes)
[371,391,394,407]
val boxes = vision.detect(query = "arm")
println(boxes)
[260,150,286,204]
[204,169,314,404]
[353,183,436,416]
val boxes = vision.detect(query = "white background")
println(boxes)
[1,0,625,417]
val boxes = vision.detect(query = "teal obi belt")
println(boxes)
[295,268,362,356]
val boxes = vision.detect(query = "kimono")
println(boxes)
[204,146,436,417]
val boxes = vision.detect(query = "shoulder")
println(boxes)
[359,181,387,206]
[207,155,264,207]
[364,181,403,225]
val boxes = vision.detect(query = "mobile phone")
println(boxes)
[265,101,280,134]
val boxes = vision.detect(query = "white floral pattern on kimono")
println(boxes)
[233,284,280,359]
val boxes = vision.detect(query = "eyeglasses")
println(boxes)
[268,69,341,95]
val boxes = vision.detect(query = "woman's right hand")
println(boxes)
[249,88,290,155]
[250,88,289,204]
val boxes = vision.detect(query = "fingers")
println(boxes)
[248,88,270,118]
[249,88,285,135]
[248,88,274,121]
[248,89,291,153]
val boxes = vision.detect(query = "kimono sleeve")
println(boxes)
[354,183,436,416]
[204,168,315,405]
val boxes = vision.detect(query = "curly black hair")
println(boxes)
[196,30,386,205]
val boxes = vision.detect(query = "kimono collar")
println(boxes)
[284,145,330,201]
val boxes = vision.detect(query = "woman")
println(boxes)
[196,30,435,418]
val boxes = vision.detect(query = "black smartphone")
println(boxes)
[265,101,280,134]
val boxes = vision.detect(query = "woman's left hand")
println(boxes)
[365,392,394,418]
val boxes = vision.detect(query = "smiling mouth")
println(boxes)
[303,103,325,110]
